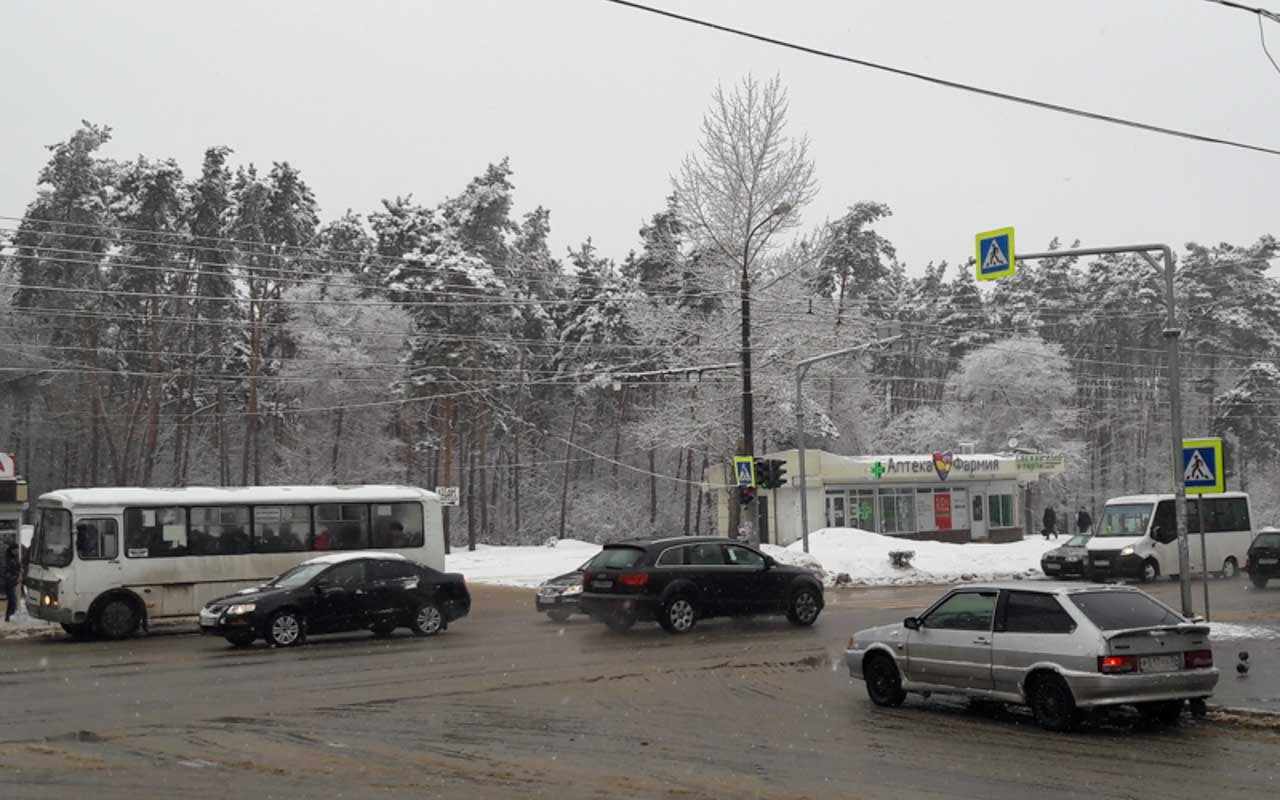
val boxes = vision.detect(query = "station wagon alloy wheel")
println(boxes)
[789,590,821,626]
[269,611,303,647]
[665,598,696,633]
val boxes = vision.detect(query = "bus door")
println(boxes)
[1148,500,1181,574]
[72,517,124,602]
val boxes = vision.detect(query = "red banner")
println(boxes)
[933,492,952,530]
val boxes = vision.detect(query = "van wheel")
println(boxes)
[864,653,906,707]
[1141,559,1160,583]
[1221,558,1239,579]
[94,597,140,640]
[1028,673,1079,732]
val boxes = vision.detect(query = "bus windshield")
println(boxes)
[1098,503,1153,538]
[32,508,73,567]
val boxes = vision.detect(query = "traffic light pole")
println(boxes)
[1014,243,1192,617]
[795,336,902,554]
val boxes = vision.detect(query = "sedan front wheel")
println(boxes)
[267,610,304,647]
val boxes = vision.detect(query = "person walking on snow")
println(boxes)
[1042,504,1058,540]
[1076,506,1093,536]
[2,541,20,622]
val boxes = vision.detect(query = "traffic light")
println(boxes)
[753,459,788,490]
[770,458,788,488]
[738,486,756,505]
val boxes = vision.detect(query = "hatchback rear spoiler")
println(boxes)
[1103,623,1210,641]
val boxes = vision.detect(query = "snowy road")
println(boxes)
[0,580,1277,799]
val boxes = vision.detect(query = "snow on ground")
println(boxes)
[1210,622,1280,641]
[444,538,601,588]
[767,527,1059,587]
[0,601,60,640]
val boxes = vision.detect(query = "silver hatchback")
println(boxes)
[846,582,1219,731]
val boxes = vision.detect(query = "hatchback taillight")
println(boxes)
[1184,649,1214,669]
[618,572,649,588]
[1098,655,1138,674]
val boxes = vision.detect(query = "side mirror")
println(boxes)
[763,556,776,569]
[903,616,921,631]
[313,580,331,595]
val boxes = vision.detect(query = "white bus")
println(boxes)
[1085,492,1253,582]
[23,485,444,638]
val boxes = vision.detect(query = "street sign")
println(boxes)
[1182,438,1224,495]
[0,452,15,480]
[975,227,1016,281]
[435,486,460,507]
[733,456,756,488]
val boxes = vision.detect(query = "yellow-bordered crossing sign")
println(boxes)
[975,227,1016,281]
[1182,437,1224,495]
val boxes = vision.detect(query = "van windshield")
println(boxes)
[1097,503,1153,538]
[32,508,73,567]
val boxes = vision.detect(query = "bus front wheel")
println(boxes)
[93,597,140,640]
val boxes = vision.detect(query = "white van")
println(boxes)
[1085,492,1252,582]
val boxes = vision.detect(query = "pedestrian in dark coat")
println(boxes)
[2,542,20,622]
[1076,507,1093,536]
[1042,505,1058,540]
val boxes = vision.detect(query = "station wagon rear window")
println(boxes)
[589,547,647,570]
[1254,533,1280,548]
[1068,591,1183,630]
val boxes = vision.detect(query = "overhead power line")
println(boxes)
[603,0,1280,157]
[1201,0,1280,77]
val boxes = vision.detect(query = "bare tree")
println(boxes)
[674,73,817,538]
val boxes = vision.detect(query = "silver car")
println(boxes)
[846,582,1219,731]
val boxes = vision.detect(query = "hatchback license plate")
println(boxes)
[1140,655,1181,673]
[1259,558,1278,565]
[592,579,613,589]
[1093,560,1110,567]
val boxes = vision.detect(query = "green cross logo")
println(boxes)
[870,461,886,479]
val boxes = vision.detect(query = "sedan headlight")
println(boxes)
[561,584,583,596]
[227,603,256,615]
[1119,546,1135,557]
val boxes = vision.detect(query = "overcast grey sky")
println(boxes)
[2,0,1278,273]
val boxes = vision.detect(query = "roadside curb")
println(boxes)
[1207,705,1280,729]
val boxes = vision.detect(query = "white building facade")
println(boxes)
[711,449,1066,547]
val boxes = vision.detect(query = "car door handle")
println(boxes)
[972,637,990,645]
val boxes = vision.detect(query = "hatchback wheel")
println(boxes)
[267,610,304,647]
[410,602,444,636]
[1028,674,1079,732]
[864,653,906,708]
[660,597,697,634]
[787,588,822,626]
[1140,699,1184,726]
[1221,558,1239,579]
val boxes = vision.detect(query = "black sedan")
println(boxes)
[199,552,470,647]
[1245,528,1280,589]
[535,559,591,622]
[1040,534,1091,579]
[577,536,824,634]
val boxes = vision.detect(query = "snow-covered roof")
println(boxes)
[38,485,437,509]
[1106,491,1248,505]
[949,581,1141,594]
[303,551,408,566]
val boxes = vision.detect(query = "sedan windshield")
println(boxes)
[1069,591,1184,630]
[267,562,330,590]
[1097,503,1152,538]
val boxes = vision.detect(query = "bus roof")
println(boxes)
[1105,491,1249,505]
[37,485,438,509]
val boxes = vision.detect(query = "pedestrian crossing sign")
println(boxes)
[975,227,1016,281]
[1182,437,1224,495]
[733,456,756,488]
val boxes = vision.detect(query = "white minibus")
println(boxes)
[1085,492,1252,582]
[23,485,444,638]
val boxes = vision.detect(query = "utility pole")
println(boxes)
[1015,243,1193,616]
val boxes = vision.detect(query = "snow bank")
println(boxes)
[1209,622,1280,641]
[0,601,60,640]
[445,538,601,588]
[779,528,1058,587]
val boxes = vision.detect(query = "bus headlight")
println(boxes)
[227,603,256,615]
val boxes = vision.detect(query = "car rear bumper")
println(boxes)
[579,593,657,620]
[1064,667,1219,708]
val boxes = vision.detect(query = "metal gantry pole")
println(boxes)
[795,336,902,554]
[1019,243,1193,616]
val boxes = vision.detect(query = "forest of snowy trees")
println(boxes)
[4,93,1280,546]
